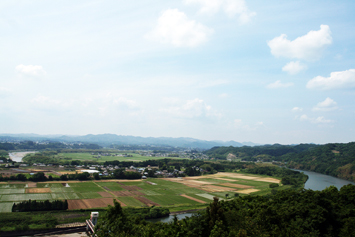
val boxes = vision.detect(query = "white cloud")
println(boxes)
[146,9,213,47]
[268,25,332,61]
[219,93,228,98]
[313,97,338,111]
[266,80,294,89]
[16,64,47,77]
[184,0,256,23]
[299,114,333,124]
[163,98,214,118]
[0,87,11,98]
[282,61,307,75]
[306,69,355,90]
[31,95,60,105]
[292,107,303,112]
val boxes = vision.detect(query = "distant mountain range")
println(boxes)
[0,133,260,149]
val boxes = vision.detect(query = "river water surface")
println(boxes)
[293,169,355,191]
[8,151,36,162]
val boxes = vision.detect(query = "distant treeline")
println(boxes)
[0,141,101,151]
[12,199,68,212]
[205,142,355,181]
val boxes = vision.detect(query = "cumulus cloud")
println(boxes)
[16,64,47,77]
[292,107,303,112]
[163,98,215,118]
[299,114,333,124]
[306,69,355,90]
[282,61,307,75]
[266,80,294,89]
[313,97,338,111]
[268,25,332,61]
[184,0,256,23]
[146,9,213,47]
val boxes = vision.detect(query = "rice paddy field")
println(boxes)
[0,172,281,213]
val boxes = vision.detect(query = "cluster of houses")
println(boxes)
[78,164,187,178]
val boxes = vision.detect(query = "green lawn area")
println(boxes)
[0,202,13,212]
[0,189,25,194]
[1,193,52,202]
[146,195,200,206]
[96,182,124,191]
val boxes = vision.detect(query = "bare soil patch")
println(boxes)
[26,188,51,193]
[130,191,145,196]
[235,189,260,194]
[181,194,206,204]
[134,196,159,207]
[219,183,253,189]
[67,200,88,210]
[112,191,132,196]
[122,186,142,191]
[98,191,113,198]
[27,182,37,188]
[68,198,126,210]
[201,185,237,192]
[215,178,238,182]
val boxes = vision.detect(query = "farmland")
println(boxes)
[54,152,188,162]
[0,172,281,213]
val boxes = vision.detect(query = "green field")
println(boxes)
[54,152,187,162]
[0,173,282,213]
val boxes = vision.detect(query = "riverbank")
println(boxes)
[9,151,36,162]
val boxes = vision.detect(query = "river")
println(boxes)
[8,151,36,162]
[293,169,355,191]
[148,213,194,223]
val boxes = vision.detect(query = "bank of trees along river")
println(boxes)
[205,142,355,182]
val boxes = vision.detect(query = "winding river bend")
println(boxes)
[293,169,355,191]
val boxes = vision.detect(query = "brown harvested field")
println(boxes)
[181,194,206,204]
[130,191,145,196]
[27,182,37,188]
[26,188,51,193]
[236,189,260,194]
[201,185,237,192]
[98,191,113,198]
[219,183,254,189]
[134,196,159,207]
[112,191,132,196]
[122,186,142,191]
[215,178,238,182]
[68,198,126,210]
[68,200,88,210]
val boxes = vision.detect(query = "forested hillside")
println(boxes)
[205,142,355,181]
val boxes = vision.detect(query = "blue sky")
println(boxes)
[0,0,354,144]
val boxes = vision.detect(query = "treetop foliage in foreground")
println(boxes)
[96,184,355,237]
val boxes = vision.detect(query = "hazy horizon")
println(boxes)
[1,1,354,145]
